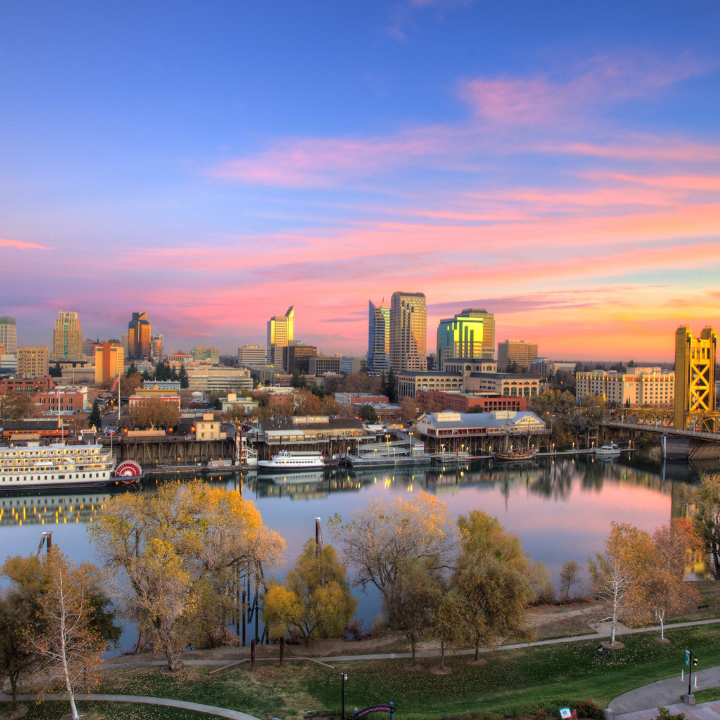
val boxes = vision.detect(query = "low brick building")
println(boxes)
[416,390,527,413]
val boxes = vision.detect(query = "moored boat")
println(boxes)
[493,448,538,462]
[258,450,325,470]
[594,443,622,456]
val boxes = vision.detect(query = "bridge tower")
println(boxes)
[674,326,718,431]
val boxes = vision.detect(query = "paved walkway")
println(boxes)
[0,692,262,719]
[610,665,720,715]
[101,617,720,669]
[615,699,720,720]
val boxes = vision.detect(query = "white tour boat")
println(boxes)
[0,441,117,491]
[258,450,325,471]
[594,442,622,457]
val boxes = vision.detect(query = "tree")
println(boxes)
[340,372,382,394]
[580,394,607,427]
[122,372,143,396]
[386,367,397,403]
[126,362,138,377]
[328,492,456,607]
[634,519,703,639]
[360,404,378,423]
[384,557,437,664]
[295,389,321,416]
[0,390,36,420]
[88,482,284,670]
[129,398,180,430]
[588,523,654,645]
[429,586,467,669]
[88,399,102,429]
[0,587,37,709]
[263,539,357,642]
[681,474,720,579]
[290,368,306,388]
[320,395,342,417]
[400,397,418,424]
[177,364,189,389]
[24,552,112,720]
[559,560,581,599]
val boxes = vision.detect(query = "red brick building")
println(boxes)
[0,376,54,395]
[416,390,526,414]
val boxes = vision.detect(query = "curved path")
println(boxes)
[0,692,262,720]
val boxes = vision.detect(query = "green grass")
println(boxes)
[692,686,720,704]
[1,701,223,720]
[89,624,720,719]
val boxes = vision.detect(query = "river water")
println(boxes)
[1,451,716,650]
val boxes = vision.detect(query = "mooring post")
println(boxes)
[315,517,323,557]
[250,638,256,671]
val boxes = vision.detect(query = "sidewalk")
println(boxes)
[615,699,720,720]
[610,666,720,715]
[0,692,262,720]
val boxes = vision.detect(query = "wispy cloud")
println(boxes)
[0,238,51,250]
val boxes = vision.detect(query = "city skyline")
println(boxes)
[1,2,719,358]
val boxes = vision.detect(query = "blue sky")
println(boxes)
[1,1,719,359]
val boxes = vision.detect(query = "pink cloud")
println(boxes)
[0,238,51,250]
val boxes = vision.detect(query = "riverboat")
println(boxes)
[345,434,431,468]
[258,450,325,470]
[594,443,622,457]
[0,442,117,491]
[492,448,538,462]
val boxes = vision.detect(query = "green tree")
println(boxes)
[559,560,581,599]
[177,364,189,389]
[429,586,467,669]
[88,399,102,429]
[126,362,138,377]
[170,366,179,382]
[360,404,378,423]
[290,368,306,388]
[387,367,397,403]
[263,539,357,642]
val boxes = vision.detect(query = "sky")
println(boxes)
[1,1,719,361]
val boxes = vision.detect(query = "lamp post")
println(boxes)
[340,672,348,720]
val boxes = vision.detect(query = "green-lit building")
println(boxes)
[436,308,495,370]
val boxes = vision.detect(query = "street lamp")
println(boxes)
[340,673,348,720]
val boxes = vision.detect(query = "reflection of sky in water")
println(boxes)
[0,455,703,646]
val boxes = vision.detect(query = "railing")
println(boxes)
[603,421,720,441]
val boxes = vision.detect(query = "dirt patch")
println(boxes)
[430,666,453,675]
[602,641,625,649]
[466,658,488,666]
[655,637,671,644]
[404,663,424,672]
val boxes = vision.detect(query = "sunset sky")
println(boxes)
[1,1,719,360]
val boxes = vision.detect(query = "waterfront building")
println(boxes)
[463,372,540,398]
[577,367,673,407]
[283,344,317,374]
[390,292,427,373]
[397,370,463,399]
[267,306,294,368]
[151,334,164,359]
[0,317,17,356]
[497,339,538,370]
[416,390,527,414]
[309,355,341,376]
[17,346,50,379]
[674,326,717,431]
[94,342,124,385]
[437,308,495,370]
[191,346,220,364]
[128,312,151,360]
[238,344,266,366]
[52,311,83,360]
[194,413,226,441]
[368,301,390,372]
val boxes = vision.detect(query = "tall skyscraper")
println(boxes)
[95,342,125,384]
[390,292,427,373]
[266,306,294,368]
[368,300,390,372]
[52,311,83,360]
[497,339,538,370]
[436,308,495,370]
[151,334,164,358]
[674,325,717,432]
[128,312,152,359]
[0,317,17,356]
[17,346,50,378]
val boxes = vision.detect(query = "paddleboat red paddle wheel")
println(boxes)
[113,460,144,484]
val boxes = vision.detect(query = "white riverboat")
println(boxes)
[0,442,117,491]
[594,442,622,457]
[258,450,325,470]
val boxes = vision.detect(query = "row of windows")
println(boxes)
[2,472,105,482]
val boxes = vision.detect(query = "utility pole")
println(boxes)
[341,673,348,720]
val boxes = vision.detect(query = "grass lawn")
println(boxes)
[0,701,224,720]
[692,687,720,704]
[668,581,720,624]
[91,624,720,719]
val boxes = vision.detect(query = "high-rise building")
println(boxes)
[191,346,220,364]
[390,292,427,373]
[368,301,390,372]
[128,312,151,360]
[17,346,50,378]
[674,326,718,431]
[95,342,125,385]
[121,333,130,358]
[83,338,98,357]
[266,306,294,368]
[151,334,164,358]
[283,344,317,374]
[52,311,83,360]
[0,317,17,356]
[436,308,495,370]
[238,344,266,366]
[497,339,538,370]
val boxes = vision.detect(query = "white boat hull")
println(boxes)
[258,459,324,470]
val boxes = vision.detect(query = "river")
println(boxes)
[1,450,716,650]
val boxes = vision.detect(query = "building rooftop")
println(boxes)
[469,372,538,380]
[397,371,462,377]
[418,410,545,431]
